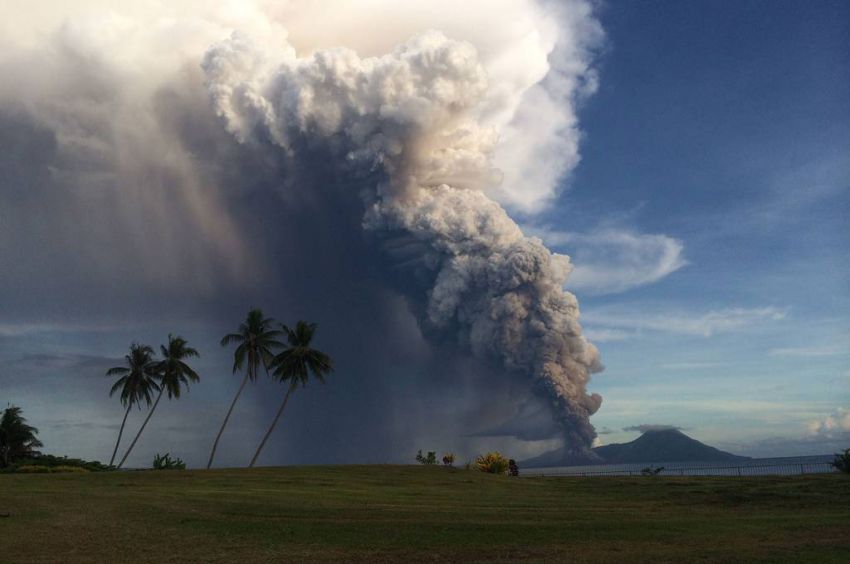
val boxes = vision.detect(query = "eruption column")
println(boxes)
[204,29,603,453]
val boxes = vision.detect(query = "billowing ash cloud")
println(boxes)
[203,28,603,452]
[0,0,604,462]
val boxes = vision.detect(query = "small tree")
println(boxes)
[416,450,437,465]
[153,453,186,470]
[442,453,455,467]
[831,448,850,474]
[0,406,43,468]
[474,451,510,474]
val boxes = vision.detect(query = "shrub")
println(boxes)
[442,453,455,467]
[415,450,437,465]
[474,451,510,474]
[12,454,109,472]
[152,453,186,470]
[831,448,850,474]
[50,465,89,474]
[641,466,665,476]
[14,465,51,473]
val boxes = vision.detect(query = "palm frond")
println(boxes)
[107,343,159,409]
[220,333,245,346]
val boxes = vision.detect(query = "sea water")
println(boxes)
[523,454,837,477]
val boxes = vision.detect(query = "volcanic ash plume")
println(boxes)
[203,30,603,452]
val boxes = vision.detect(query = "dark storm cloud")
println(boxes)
[0,100,541,466]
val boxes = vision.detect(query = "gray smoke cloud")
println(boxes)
[0,0,604,463]
[203,28,603,453]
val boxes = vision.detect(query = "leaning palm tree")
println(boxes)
[207,308,283,469]
[249,321,333,468]
[116,335,199,469]
[106,344,159,466]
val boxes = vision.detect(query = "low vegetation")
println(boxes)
[415,450,437,465]
[474,451,511,474]
[0,406,112,473]
[1,466,847,562]
[14,464,89,474]
[152,453,186,470]
[3,454,110,473]
[831,448,850,474]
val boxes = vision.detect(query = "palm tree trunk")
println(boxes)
[117,387,164,469]
[206,372,251,469]
[109,403,133,467]
[249,385,294,468]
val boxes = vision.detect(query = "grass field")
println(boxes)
[1,465,848,562]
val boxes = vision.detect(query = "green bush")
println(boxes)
[474,452,510,474]
[641,466,665,476]
[12,454,110,472]
[442,453,455,467]
[14,465,51,473]
[831,448,850,474]
[153,453,186,470]
[415,450,437,465]
[50,465,90,474]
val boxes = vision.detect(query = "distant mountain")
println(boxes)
[593,429,749,464]
[522,429,750,468]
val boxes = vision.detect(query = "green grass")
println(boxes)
[1,466,848,562]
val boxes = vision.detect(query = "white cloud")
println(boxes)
[599,398,832,419]
[807,408,850,438]
[583,306,787,338]
[0,321,128,337]
[716,434,850,458]
[719,408,850,457]
[659,362,724,370]
[582,327,635,343]
[530,228,687,295]
[770,345,848,357]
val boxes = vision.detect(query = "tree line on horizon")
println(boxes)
[103,308,333,469]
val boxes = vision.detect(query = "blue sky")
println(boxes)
[533,0,849,454]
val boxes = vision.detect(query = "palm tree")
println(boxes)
[249,321,333,468]
[0,406,43,468]
[106,344,159,466]
[116,335,199,469]
[207,308,282,469]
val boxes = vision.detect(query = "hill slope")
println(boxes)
[594,429,750,464]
